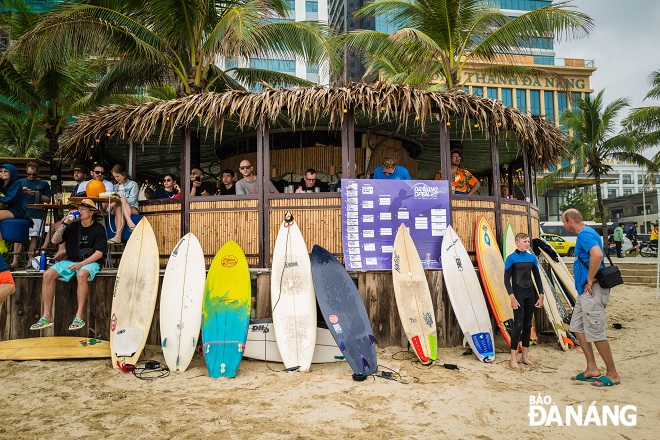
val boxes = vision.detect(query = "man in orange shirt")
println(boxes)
[447,149,480,195]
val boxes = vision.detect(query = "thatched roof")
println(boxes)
[60,83,567,170]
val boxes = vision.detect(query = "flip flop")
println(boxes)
[107,239,123,245]
[30,317,54,330]
[68,317,86,331]
[592,376,621,387]
[571,372,599,382]
[128,225,136,232]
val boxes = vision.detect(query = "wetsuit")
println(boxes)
[504,250,543,348]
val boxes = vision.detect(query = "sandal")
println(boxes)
[107,239,123,245]
[30,317,54,330]
[68,317,85,331]
[128,225,136,232]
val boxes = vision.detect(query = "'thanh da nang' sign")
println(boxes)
[461,72,590,91]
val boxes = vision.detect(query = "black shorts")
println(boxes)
[631,239,638,246]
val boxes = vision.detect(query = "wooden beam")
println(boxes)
[180,127,191,235]
[523,144,533,234]
[127,141,137,179]
[490,122,502,245]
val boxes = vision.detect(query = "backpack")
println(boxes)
[626,227,634,239]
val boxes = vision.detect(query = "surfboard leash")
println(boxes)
[131,360,170,380]
[374,365,419,384]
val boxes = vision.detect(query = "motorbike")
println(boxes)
[640,241,658,258]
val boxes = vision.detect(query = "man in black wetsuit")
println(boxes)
[504,232,544,369]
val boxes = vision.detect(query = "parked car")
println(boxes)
[541,233,575,257]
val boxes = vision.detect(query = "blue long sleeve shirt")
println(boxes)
[504,249,543,295]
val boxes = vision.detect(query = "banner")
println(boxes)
[342,179,451,270]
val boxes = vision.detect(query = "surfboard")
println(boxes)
[502,222,539,346]
[391,224,437,364]
[243,319,344,364]
[536,268,573,351]
[0,337,110,360]
[160,233,205,373]
[270,213,316,372]
[441,226,495,362]
[539,247,578,305]
[110,218,160,369]
[311,245,378,378]
[202,240,251,378]
[475,216,515,348]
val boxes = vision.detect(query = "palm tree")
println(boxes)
[0,111,48,157]
[9,0,341,96]
[559,90,637,248]
[623,70,660,149]
[343,0,592,89]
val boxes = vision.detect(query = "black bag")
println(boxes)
[577,256,623,289]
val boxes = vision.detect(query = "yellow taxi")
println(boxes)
[541,233,575,257]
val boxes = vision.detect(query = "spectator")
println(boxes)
[29,198,107,332]
[501,184,511,198]
[0,247,15,303]
[449,149,480,195]
[220,169,236,195]
[235,160,278,195]
[70,165,87,197]
[106,164,139,245]
[76,164,114,195]
[153,174,181,199]
[0,164,27,254]
[13,162,52,269]
[625,221,640,257]
[189,167,214,196]
[373,157,411,180]
[613,223,624,258]
[297,169,327,192]
[143,187,154,200]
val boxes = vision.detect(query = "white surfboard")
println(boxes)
[391,224,437,364]
[243,319,343,364]
[441,226,495,362]
[539,247,578,305]
[160,233,205,372]
[270,213,317,371]
[110,218,160,369]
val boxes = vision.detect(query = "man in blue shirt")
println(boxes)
[373,157,411,180]
[562,209,621,387]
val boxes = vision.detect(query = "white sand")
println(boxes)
[1,284,658,439]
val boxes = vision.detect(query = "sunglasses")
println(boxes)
[27,173,38,177]
[239,165,252,170]
[163,179,172,182]
[93,170,104,174]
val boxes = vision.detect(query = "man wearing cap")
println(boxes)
[30,199,108,331]
[70,165,87,197]
[76,164,113,195]
[373,157,411,180]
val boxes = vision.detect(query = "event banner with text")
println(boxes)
[341,179,451,270]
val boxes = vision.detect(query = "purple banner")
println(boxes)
[342,179,451,270]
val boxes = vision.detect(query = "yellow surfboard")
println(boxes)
[0,337,110,360]
[475,217,515,348]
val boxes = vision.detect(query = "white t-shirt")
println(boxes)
[77,179,113,195]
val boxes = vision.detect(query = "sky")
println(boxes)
[554,0,660,155]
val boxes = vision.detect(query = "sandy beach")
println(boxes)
[1,283,658,440]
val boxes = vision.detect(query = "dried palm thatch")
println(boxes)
[60,83,567,170]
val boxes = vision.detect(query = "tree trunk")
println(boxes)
[594,170,609,257]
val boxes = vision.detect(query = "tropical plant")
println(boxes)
[342,0,593,89]
[559,188,597,221]
[0,111,48,157]
[9,0,341,96]
[623,70,660,148]
[553,90,636,248]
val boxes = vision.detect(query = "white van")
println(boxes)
[539,221,633,252]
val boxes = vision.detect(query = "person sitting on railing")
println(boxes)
[152,174,181,199]
[373,157,411,180]
[106,164,139,245]
[297,169,327,192]
[29,198,107,332]
[190,167,215,196]
[220,169,236,195]
[0,164,27,254]
[235,160,279,194]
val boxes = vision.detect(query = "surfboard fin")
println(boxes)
[339,340,346,352]
[562,336,575,347]
[162,338,167,348]
[368,334,378,345]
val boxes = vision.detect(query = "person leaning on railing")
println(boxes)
[435,149,480,195]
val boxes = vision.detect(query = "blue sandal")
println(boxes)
[30,317,54,330]
[68,317,85,331]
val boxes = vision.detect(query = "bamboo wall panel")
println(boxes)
[269,197,341,208]
[358,272,404,347]
[190,210,259,264]
[269,208,343,257]
[141,212,181,263]
[502,212,530,237]
[140,202,181,213]
[363,134,419,178]
[451,199,496,253]
[501,202,527,213]
[191,200,258,210]
[531,217,540,239]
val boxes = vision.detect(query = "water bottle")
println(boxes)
[67,211,81,222]
[34,188,41,204]
[39,253,46,271]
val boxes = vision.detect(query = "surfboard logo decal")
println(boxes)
[110,313,117,332]
[423,312,434,327]
[393,251,401,273]
[455,257,463,271]
[221,255,238,267]
[333,323,343,334]
[329,314,339,324]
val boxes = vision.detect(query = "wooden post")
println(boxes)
[523,144,533,235]
[127,141,137,179]
[439,118,451,181]
[341,109,356,178]
[257,120,269,267]
[490,121,502,245]
[180,127,191,235]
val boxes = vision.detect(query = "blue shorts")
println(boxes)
[51,260,101,282]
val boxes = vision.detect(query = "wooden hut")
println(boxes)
[3,83,567,347]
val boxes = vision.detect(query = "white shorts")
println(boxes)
[28,219,43,237]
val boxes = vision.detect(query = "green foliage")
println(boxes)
[343,0,592,89]
[559,189,597,221]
